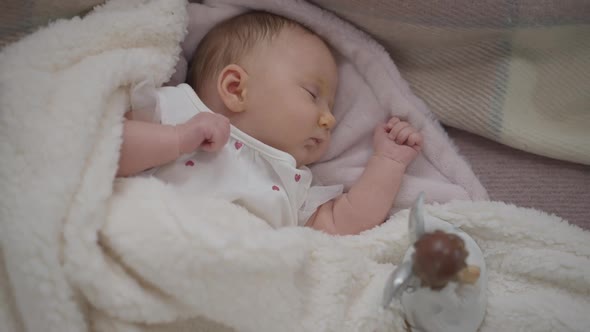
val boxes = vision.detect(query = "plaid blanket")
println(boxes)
[312,0,590,165]
[2,0,589,164]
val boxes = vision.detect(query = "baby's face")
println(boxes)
[239,26,338,167]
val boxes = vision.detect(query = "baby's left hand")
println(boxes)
[373,117,423,166]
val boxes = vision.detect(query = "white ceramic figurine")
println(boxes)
[383,193,487,332]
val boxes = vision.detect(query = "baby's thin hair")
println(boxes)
[188,11,311,94]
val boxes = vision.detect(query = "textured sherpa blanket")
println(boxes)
[1,0,589,331]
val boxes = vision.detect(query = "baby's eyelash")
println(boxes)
[305,88,317,99]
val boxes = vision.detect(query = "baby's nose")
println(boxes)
[319,113,336,130]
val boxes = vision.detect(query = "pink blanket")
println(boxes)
[167,0,488,209]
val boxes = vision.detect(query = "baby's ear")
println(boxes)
[217,64,248,113]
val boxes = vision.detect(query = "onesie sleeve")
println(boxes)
[298,185,344,226]
[130,82,195,125]
[130,79,161,123]
[130,81,189,178]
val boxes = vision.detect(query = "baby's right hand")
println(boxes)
[175,112,230,155]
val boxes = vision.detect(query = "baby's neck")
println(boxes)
[196,89,229,116]
[196,89,256,143]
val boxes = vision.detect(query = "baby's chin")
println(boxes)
[294,152,325,169]
[290,142,330,168]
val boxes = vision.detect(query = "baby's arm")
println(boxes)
[117,112,230,177]
[306,117,423,235]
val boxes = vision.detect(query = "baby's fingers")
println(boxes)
[202,126,230,152]
[407,132,423,149]
[385,117,401,131]
[395,126,414,144]
[375,122,391,136]
[373,122,394,145]
[389,121,410,140]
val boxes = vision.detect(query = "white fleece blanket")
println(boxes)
[1,0,589,331]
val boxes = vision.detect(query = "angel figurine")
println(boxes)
[383,193,487,332]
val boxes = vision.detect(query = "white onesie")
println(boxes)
[135,83,342,228]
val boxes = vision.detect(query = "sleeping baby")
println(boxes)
[117,11,423,235]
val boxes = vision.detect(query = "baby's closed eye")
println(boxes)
[303,86,318,100]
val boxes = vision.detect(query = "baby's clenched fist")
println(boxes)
[373,117,423,167]
[175,112,230,155]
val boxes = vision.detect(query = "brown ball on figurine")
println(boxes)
[412,230,469,290]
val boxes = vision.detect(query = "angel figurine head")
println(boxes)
[413,230,480,290]
[382,193,487,332]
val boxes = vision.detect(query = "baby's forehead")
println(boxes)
[274,27,335,59]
